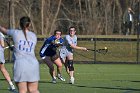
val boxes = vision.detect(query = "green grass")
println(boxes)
[0,63,140,93]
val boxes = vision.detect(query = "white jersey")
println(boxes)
[7,29,40,82]
[59,35,77,62]
[62,35,77,52]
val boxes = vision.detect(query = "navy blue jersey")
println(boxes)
[39,35,63,57]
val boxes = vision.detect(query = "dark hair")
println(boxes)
[69,26,75,29]
[20,16,31,43]
[68,26,76,35]
[69,26,76,31]
[20,16,31,29]
[53,30,62,35]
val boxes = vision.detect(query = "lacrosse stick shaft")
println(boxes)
[0,32,11,46]
[87,49,96,51]
[87,47,108,54]
[4,45,14,49]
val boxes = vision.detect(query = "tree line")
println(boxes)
[0,0,139,35]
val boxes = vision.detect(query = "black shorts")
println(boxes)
[46,54,59,62]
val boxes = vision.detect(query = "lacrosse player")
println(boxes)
[0,16,40,93]
[0,32,15,90]
[39,30,65,84]
[59,27,87,84]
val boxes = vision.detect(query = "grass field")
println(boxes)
[0,63,140,93]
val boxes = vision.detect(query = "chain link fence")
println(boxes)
[74,38,139,64]
[4,34,140,64]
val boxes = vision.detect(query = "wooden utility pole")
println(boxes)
[41,0,45,35]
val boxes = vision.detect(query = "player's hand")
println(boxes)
[9,46,14,51]
[82,47,88,51]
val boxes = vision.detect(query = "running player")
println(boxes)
[39,30,65,84]
[0,16,40,93]
[0,32,15,90]
[59,27,87,84]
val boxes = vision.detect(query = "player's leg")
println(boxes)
[0,63,15,90]
[59,48,70,75]
[27,82,39,93]
[67,60,74,84]
[44,56,56,83]
[63,58,70,75]
[67,53,75,84]
[16,82,27,93]
[52,54,65,81]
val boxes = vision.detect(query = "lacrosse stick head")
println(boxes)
[103,47,108,54]
[98,47,108,54]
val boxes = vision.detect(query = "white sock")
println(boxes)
[58,74,61,77]
[9,81,13,86]
[71,77,74,79]
[53,76,56,79]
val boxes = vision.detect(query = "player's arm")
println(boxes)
[0,39,4,48]
[66,36,87,51]
[50,37,63,46]
[69,43,87,51]
[0,26,8,35]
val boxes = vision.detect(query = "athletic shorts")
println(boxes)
[59,48,73,62]
[45,54,59,62]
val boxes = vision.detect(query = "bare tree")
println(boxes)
[49,0,62,35]
[0,0,139,35]
[41,0,45,35]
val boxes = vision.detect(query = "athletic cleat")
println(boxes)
[52,78,57,84]
[9,89,18,93]
[69,77,74,84]
[8,85,18,93]
[57,75,65,81]
[9,85,15,90]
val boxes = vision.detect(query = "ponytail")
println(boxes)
[20,16,31,43]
